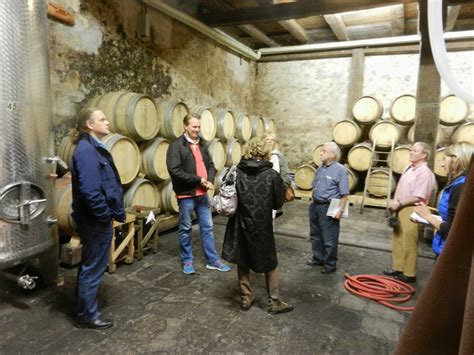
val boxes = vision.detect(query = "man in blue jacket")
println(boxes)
[70,107,125,330]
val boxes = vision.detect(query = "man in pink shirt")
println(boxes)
[383,142,436,283]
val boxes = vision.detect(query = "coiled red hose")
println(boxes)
[344,273,416,311]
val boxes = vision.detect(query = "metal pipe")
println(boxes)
[143,0,261,61]
[258,30,474,56]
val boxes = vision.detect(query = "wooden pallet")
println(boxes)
[348,193,388,209]
[294,188,312,201]
[109,213,136,273]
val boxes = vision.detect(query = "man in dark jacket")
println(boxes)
[70,107,125,330]
[166,113,230,275]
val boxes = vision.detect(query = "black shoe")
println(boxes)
[321,267,336,274]
[306,259,323,267]
[75,318,114,330]
[395,274,417,284]
[383,269,403,277]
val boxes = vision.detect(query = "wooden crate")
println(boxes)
[109,213,136,273]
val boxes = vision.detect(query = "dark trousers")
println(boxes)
[309,203,340,269]
[74,216,112,321]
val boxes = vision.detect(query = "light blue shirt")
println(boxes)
[312,161,350,201]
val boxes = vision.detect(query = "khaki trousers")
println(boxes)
[392,206,419,277]
[237,265,279,304]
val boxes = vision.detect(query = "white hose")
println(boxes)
[428,0,474,104]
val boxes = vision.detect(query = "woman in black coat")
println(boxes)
[222,137,293,314]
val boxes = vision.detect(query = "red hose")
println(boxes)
[344,273,416,312]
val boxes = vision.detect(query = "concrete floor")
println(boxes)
[0,200,435,354]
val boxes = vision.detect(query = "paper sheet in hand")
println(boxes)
[410,211,442,225]
[326,198,349,218]
[146,210,156,224]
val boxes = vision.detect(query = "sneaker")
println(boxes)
[268,299,294,314]
[183,261,195,275]
[206,260,231,272]
[240,297,256,311]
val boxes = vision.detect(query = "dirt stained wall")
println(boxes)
[49,0,256,146]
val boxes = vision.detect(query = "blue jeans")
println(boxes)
[178,195,219,264]
[309,203,340,269]
[73,215,112,321]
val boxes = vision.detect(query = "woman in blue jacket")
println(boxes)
[70,107,125,330]
[414,142,474,256]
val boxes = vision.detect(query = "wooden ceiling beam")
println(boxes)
[324,14,350,41]
[238,24,280,47]
[390,4,405,35]
[198,0,470,27]
[278,19,312,44]
[446,5,462,30]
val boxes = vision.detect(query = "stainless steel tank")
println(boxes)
[0,0,57,272]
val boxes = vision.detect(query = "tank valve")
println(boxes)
[17,275,38,290]
[47,216,58,225]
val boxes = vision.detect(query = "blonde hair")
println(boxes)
[243,137,271,160]
[69,107,101,144]
[263,131,278,149]
[444,142,474,177]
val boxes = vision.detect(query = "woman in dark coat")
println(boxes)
[222,137,293,314]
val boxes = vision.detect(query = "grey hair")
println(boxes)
[413,142,431,161]
[324,142,341,161]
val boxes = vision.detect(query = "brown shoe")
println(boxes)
[240,297,256,311]
[268,299,294,314]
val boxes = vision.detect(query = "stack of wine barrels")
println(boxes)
[56,91,277,235]
[294,94,472,198]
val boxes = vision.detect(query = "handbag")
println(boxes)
[285,185,295,202]
[211,165,238,217]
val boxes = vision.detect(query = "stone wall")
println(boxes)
[254,58,351,168]
[255,51,473,169]
[49,0,256,146]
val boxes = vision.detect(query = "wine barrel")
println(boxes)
[215,109,235,141]
[387,145,411,174]
[347,143,376,172]
[139,137,170,182]
[439,95,469,126]
[90,91,160,141]
[332,120,362,147]
[367,168,395,197]
[234,112,252,142]
[312,144,324,167]
[156,99,189,140]
[451,121,474,144]
[190,105,216,142]
[157,180,179,213]
[102,133,140,185]
[225,139,242,167]
[55,175,75,236]
[390,94,416,125]
[251,116,265,138]
[407,125,445,145]
[344,165,359,192]
[369,120,401,149]
[264,117,276,134]
[123,178,159,208]
[206,138,226,171]
[434,147,448,177]
[352,96,383,125]
[295,164,316,190]
[58,136,76,170]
